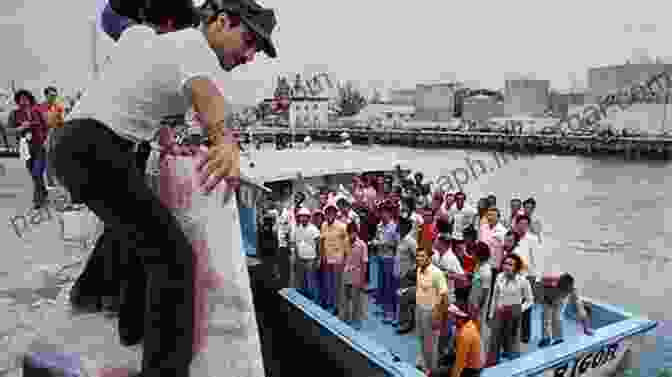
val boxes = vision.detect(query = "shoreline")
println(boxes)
[238,128,672,161]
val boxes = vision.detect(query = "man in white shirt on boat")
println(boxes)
[447,192,478,242]
[479,208,508,270]
[512,214,539,278]
[511,213,540,344]
[290,207,321,300]
[523,197,543,244]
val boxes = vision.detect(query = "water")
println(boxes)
[349,143,672,373]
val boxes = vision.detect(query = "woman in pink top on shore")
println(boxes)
[343,222,369,329]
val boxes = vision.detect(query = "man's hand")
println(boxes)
[196,139,240,194]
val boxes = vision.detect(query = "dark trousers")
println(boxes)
[521,307,532,343]
[398,271,416,327]
[50,119,194,377]
[1,126,9,149]
[520,276,536,343]
[27,157,47,206]
[277,246,291,288]
[460,368,482,377]
[136,140,152,176]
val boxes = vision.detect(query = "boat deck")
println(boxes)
[360,292,581,365]
[351,292,583,367]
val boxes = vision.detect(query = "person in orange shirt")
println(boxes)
[428,304,481,377]
[449,304,482,377]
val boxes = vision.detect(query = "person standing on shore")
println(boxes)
[39,86,65,188]
[48,1,278,376]
[9,90,48,208]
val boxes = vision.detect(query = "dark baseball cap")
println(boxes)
[195,0,278,58]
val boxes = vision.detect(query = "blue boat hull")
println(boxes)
[273,287,656,377]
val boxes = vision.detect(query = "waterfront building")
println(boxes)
[414,83,459,122]
[358,103,415,128]
[504,79,550,117]
[387,89,416,106]
[461,94,505,122]
[289,97,330,129]
[548,91,587,117]
[586,63,672,134]
[587,62,672,103]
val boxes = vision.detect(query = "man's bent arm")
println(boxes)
[190,77,232,145]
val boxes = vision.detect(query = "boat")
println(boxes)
[239,147,658,377]
[12,147,656,377]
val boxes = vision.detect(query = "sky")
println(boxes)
[1,0,671,105]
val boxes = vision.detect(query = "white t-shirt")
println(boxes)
[291,223,321,259]
[69,26,221,143]
[448,204,478,240]
[513,232,540,277]
[431,249,464,274]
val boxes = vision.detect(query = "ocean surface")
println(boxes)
[1,144,671,375]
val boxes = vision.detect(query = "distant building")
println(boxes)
[359,103,415,128]
[388,89,416,106]
[504,79,550,116]
[587,63,672,103]
[462,95,505,122]
[414,83,459,122]
[288,97,329,129]
[548,91,587,117]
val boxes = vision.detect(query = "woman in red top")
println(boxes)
[9,90,49,208]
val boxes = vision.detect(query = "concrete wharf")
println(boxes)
[241,127,672,161]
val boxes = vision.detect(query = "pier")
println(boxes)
[241,128,672,160]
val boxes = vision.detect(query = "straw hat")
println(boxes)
[297,207,311,217]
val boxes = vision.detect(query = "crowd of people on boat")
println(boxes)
[258,170,593,376]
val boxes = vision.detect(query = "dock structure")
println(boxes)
[238,127,672,160]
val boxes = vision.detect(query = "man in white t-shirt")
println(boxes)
[291,208,321,298]
[512,214,540,344]
[448,191,478,241]
[49,1,278,376]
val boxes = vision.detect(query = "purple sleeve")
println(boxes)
[101,2,134,42]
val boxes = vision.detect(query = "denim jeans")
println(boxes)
[50,118,195,377]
